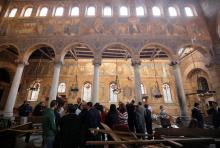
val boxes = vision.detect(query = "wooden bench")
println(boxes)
[155,128,220,138]
[87,123,219,148]
[0,122,33,148]
[87,123,184,148]
[155,128,220,147]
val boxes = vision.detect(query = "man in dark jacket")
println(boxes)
[144,104,153,139]
[87,102,101,148]
[79,102,90,147]
[192,103,204,128]
[60,104,80,148]
[42,100,58,148]
[127,100,136,132]
[33,101,46,116]
[18,101,32,124]
[87,102,101,129]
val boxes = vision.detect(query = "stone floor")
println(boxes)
[16,134,43,148]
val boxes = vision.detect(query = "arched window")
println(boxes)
[55,7,64,16]
[197,77,209,92]
[162,84,172,103]
[23,7,33,17]
[103,6,112,16]
[87,6,96,16]
[58,83,66,93]
[136,6,145,16]
[9,8,18,17]
[120,6,128,16]
[109,83,118,103]
[70,6,79,16]
[184,7,194,17]
[39,7,48,17]
[168,6,177,16]
[27,82,40,101]
[82,82,92,102]
[152,6,161,16]
[141,83,145,94]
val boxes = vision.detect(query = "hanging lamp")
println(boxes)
[71,60,79,93]
[29,53,42,91]
[113,59,121,94]
[152,58,162,98]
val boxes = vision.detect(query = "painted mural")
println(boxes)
[0,17,208,39]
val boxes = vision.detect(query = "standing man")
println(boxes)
[135,102,146,138]
[18,101,32,124]
[43,100,58,148]
[60,104,81,148]
[144,104,153,139]
[127,100,136,132]
[192,103,204,128]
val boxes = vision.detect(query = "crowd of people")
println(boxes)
[16,98,220,148]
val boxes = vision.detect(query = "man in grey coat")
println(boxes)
[135,102,146,138]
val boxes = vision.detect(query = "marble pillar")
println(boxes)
[132,60,142,103]
[49,60,63,104]
[91,60,101,104]
[172,62,189,121]
[3,61,27,117]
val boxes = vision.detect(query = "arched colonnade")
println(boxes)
[0,41,211,120]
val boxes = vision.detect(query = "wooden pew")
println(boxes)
[155,128,220,147]
[155,128,220,138]
[0,122,33,148]
[88,123,183,148]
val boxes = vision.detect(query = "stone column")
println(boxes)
[91,60,101,104]
[3,61,27,117]
[171,62,189,122]
[132,59,142,103]
[49,60,63,104]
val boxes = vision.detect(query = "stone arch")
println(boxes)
[23,43,56,62]
[217,10,220,38]
[101,42,135,59]
[0,62,16,83]
[60,42,95,61]
[36,5,50,16]
[20,5,34,17]
[0,43,20,56]
[53,4,65,16]
[177,43,211,57]
[139,42,175,61]
[183,62,210,81]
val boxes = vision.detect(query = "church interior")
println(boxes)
[0,0,220,147]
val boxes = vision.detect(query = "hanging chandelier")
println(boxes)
[28,53,42,91]
[113,75,121,94]
[71,75,79,92]
[152,57,162,98]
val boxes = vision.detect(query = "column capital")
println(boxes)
[54,60,64,66]
[15,59,29,66]
[93,58,101,66]
[131,59,141,66]
[169,61,179,67]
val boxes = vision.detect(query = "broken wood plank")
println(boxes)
[87,137,215,145]
[155,128,220,138]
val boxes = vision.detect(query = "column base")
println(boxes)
[3,111,14,118]
[177,116,191,127]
